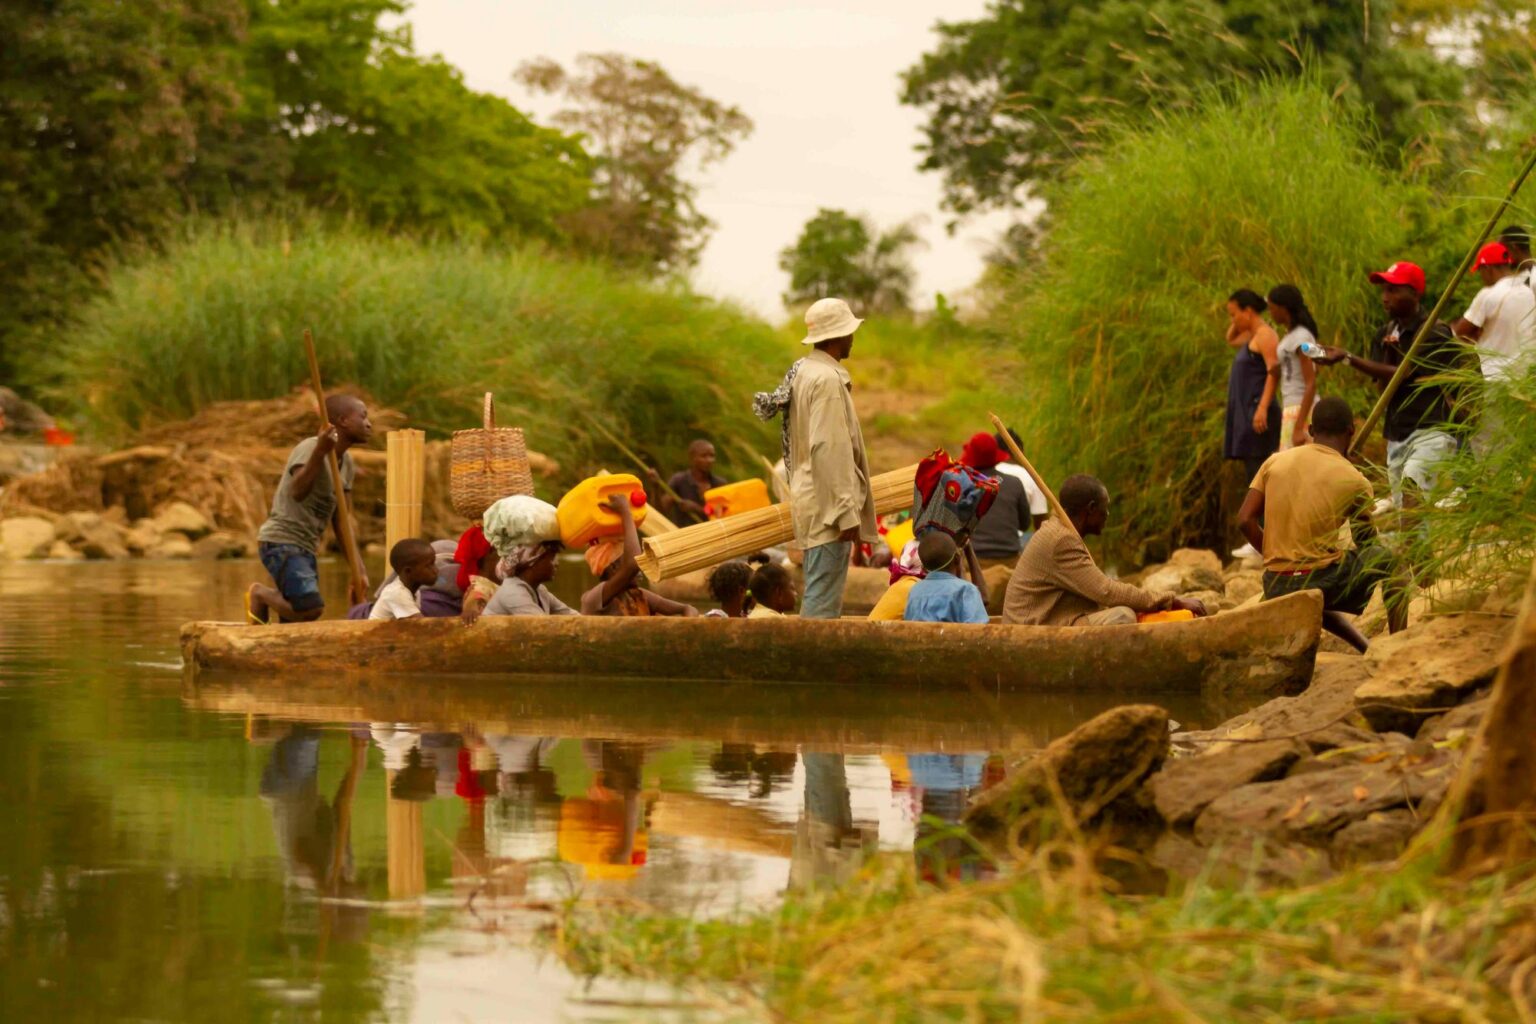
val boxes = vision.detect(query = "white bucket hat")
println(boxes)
[801,297,864,346]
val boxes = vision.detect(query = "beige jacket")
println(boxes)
[787,349,877,548]
[1002,520,1167,626]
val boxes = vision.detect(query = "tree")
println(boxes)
[778,209,924,314]
[515,53,753,273]
[899,0,1470,215]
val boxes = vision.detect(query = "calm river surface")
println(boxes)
[0,559,1211,1022]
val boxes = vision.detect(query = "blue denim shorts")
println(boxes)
[258,542,324,612]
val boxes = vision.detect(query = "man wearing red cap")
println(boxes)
[1319,261,1464,508]
[1455,241,1536,385]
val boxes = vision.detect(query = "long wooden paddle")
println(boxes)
[988,412,1074,532]
[303,329,370,606]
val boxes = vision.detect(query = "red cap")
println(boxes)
[1473,241,1514,270]
[1368,261,1426,295]
[960,431,1004,470]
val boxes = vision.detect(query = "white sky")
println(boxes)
[403,0,1013,321]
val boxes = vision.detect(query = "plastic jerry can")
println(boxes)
[1135,609,1196,625]
[703,478,771,519]
[557,473,648,548]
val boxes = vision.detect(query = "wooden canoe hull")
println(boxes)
[180,590,1321,700]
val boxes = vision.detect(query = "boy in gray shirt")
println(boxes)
[247,395,372,623]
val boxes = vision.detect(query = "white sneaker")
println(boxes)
[1434,487,1466,510]
[1371,498,1396,518]
[1230,542,1260,560]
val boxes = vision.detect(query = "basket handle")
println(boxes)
[482,392,495,473]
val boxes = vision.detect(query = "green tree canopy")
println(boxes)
[900,0,1472,215]
[778,209,923,314]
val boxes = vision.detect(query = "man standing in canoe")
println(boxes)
[246,395,371,623]
[1002,474,1205,626]
[755,297,876,619]
[650,439,726,526]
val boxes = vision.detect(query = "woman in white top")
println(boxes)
[1266,284,1320,451]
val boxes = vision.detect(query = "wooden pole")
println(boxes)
[385,429,425,556]
[988,413,1074,531]
[1350,142,1536,456]
[303,329,370,606]
[576,408,687,504]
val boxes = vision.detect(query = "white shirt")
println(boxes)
[1464,273,1536,381]
[368,577,422,620]
[993,462,1049,517]
[1275,326,1316,408]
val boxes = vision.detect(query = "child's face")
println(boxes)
[403,554,438,589]
[771,582,798,613]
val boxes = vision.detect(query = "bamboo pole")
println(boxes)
[576,408,687,505]
[1350,142,1536,456]
[636,464,917,581]
[988,413,1073,531]
[385,771,426,900]
[302,329,369,605]
[385,429,425,556]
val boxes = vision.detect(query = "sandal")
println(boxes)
[244,586,268,626]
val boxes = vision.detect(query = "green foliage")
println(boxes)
[991,80,1420,553]
[779,209,924,314]
[900,0,1472,215]
[516,53,753,273]
[35,220,783,485]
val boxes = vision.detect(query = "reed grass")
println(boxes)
[552,845,1534,1022]
[989,80,1424,554]
[32,219,787,486]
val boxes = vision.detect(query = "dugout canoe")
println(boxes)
[180,589,1322,701]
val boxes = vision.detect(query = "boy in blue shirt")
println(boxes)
[903,532,990,624]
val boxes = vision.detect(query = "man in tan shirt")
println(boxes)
[787,297,877,618]
[1238,395,1397,651]
[1003,475,1206,626]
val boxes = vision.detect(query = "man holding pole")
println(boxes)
[786,297,876,619]
[1319,261,1464,509]
[247,395,372,623]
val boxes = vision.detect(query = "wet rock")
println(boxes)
[152,501,212,540]
[966,704,1169,839]
[47,539,84,562]
[1224,572,1264,604]
[1,516,57,560]
[1194,747,1455,848]
[147,534,195,560]
[1150,739,1304,826]
[191,531,250,560]
[1354,615,1509,734]
[1178,654,1371,750]
[1331,809,1419,866]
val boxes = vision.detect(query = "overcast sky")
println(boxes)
[404,0,1012,321]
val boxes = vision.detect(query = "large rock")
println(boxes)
[64,513,130,560]
[1330,809,1418,866]
[966,704,1170,839]
[1167,548,1222,575]
[152,501,213,540]
[1149,739,1304,826]
[191,531,251,560]
[1224,571,1264,604]
[125,519,162,556]
[1416,695,1489,744]
[1,517,57,560]
[1175,654,1372,752]
[147,534,195,560]
[1354,615,1509,733]
[1194,747,1456,848]
[1140,560,1225,596]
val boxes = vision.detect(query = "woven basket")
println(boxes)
[450,392,534,520]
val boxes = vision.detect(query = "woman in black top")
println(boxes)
[1223,288,1282,484]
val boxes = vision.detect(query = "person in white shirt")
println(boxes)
[1499,224,1533,288]
[1456,240,1536,383]
[989,429,1049,532]
[369,538,439,621]
[1266,284,1321,451]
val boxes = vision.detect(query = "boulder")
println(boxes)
[190,531,251,560]
[1149,739,1305,826]
[47,539,84,562]
[1224,572,1264,604]
[152,501,213,540]
[1416,695,1489,745]
[1330,809,1419,866]
[1354,615,1510,733]
[1140,562,1225,596]
[125,519,162,556]
[1167,548,1222,575]
[72,518,130,560]
[1,517,57,560]
[147,534,195,560]
[966,704,1170,839]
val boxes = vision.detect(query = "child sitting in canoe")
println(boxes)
[481,541,575,617]
[247,395,372,624]
[369,539,440,621]
[580,495,700,617]
[903,532,990,624]
[747,563,798,618]
[704,560,754,618]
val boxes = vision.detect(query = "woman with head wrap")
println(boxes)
[463,495,564,621]
[867,540,926,621]
[480,541,573,617]
[578,495,701,617]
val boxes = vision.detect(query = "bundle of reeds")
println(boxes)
[635,464,917,581]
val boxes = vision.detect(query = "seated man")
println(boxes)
[1002,475,1206,626]
[903,532,989,624]
[1238,396,1398,652]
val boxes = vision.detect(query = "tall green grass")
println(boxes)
[990,80,1423,554]
[33,219,787,482]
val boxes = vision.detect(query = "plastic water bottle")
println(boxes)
[1298,340,1328,359]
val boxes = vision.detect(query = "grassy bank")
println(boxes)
[553,846,1531,1022]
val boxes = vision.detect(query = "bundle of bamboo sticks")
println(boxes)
[635,464,917,581]
[385,429,425,556]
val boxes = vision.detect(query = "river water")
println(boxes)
[0,558,1212,1022]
